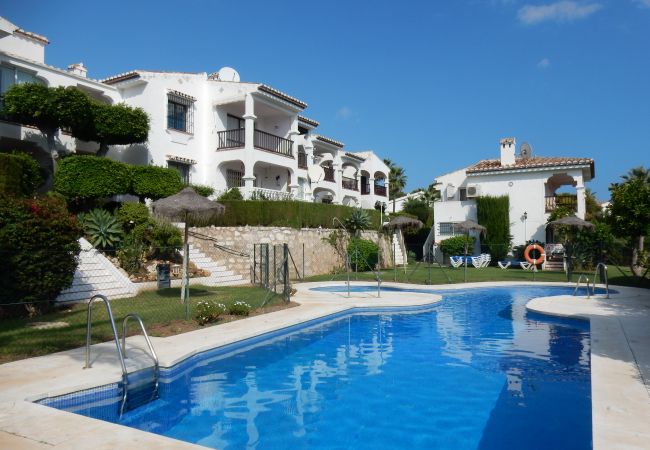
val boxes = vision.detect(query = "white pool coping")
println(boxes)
[0,281,648,449]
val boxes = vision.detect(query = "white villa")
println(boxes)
[431,137,595,256]
[0,17,390,208]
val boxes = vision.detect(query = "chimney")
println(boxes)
[499,137,516,166]
[67,62,87,78]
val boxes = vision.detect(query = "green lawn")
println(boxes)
[304,263,650,289]
[0,285,282,363]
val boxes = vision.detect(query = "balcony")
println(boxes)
[216,128,293,158]
[298,151,308,169]
[545,194,577,213]
[342,177,358,191]
[374,184,387,197]
[361,183,370,195]
[323,166,335,182]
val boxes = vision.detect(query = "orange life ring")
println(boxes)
[524,244,545,265]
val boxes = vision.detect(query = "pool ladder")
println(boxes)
[84,295,160,416]
[573,263,609,299]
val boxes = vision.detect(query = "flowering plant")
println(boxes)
[195,300,226,325]
[228,301,251,316]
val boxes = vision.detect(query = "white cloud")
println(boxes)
[537,57,551,69]
[336,106,353,120]
[518,1,602,24]
[634,0,650,8]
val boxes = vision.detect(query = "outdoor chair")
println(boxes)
[481,254,491,268]
[498,261,511,269]
[519,261,532,270]
[450,256,464,268]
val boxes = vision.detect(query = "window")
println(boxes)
[1,66,43,111]
[459,188,467,201]
[227,114,245,130]
[167,91,195,133]
[168,161,190,184]
[439,222,455,236]
[226,169,244,188]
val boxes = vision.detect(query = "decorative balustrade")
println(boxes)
[545,195,577,213]
[217,129,245,149]
[342,177,358,191]
[246,187,294,201]
[254,129,293,157]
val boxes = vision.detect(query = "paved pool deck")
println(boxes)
[0,281,648,449]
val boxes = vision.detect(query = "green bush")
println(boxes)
[0,195,81,311]
[131,165,183,201]
[476,195,511,262]
[81,208,124,250]
[117,234,146,275]
[188,184,214,197]
[440,235,475,257]
[0,152,43,196]
[217,188,243,201]
[345,209,371,236]
[213,200,381,229]
[228,301,251,316]
[115,202,150,231]
[402,198,430,224]
[54,156,131,200]
[149,220,183,260]
[348,238,379,271]
[195,300,226,325]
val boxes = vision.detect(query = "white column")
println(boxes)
[333,159,342,204]
[242,93,256,199]
[576,185,586,219]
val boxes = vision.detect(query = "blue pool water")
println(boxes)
[40,286,592,449]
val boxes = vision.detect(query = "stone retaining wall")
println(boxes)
[188,226,392,281]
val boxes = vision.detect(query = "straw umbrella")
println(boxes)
[547,215,594,281]
[454,219,487,282]
[151,188,225,314]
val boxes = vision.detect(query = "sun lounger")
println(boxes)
[450,256,464,268]
[498,261,511,269]
[519,261,532,270]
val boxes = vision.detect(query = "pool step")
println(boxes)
[123,368,159,413]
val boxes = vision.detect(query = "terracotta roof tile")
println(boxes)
[467,156,594,174]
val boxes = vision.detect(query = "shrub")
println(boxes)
[149,219,183,260]
[131,165,183,201]
[345,209,371,236]
[0,152,42,196]
[402,198,430,224]
[115,202,150,231]
[217,188,243,201]
[117,234,147,275]
[195,300,227,325]
[213,200,381,229]
[54,156,131,200]
[0,195,81,311]
[81,208,124,250]
[440,235,475,257]
[188,184,214,197]
[228,301,251,316]
[476,195,511,262]
[348,238,379,271]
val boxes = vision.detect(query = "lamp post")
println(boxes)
[523,211,528,244]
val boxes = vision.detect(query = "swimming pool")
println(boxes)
[39,286,592,449]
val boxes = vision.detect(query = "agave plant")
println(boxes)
[83,208,124,249]
[345,209,371,237]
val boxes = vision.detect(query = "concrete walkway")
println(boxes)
[0,281,648,449]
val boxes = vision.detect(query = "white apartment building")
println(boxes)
[0,17,390,208]
[431,137,595,254]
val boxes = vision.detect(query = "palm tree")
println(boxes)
[383,158,407,212]
[621,166,650,184]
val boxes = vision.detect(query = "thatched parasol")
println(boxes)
[453,219,487,282]
[151,188,225,311]
[384,215,424,231]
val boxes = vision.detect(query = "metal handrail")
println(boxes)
[590,263,609,298]
[84,294,127,374]
[332,217,352,297]
[573,274,591,298]
[121,314,159,416]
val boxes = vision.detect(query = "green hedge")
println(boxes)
[0,152,42,196]
[54,156,132,199]
[476,195,511,262]
[213,200,382,229]
[131,165,183,200]
[440,235,476,257]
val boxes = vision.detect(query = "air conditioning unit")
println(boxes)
[466,184,481,198]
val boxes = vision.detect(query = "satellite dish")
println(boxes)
[308,165,324,183]
[520,142,533,159]
[216,67,240,82]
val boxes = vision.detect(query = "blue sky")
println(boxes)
[3,0,649,200]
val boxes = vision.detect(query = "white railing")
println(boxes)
[245,187,294,201]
